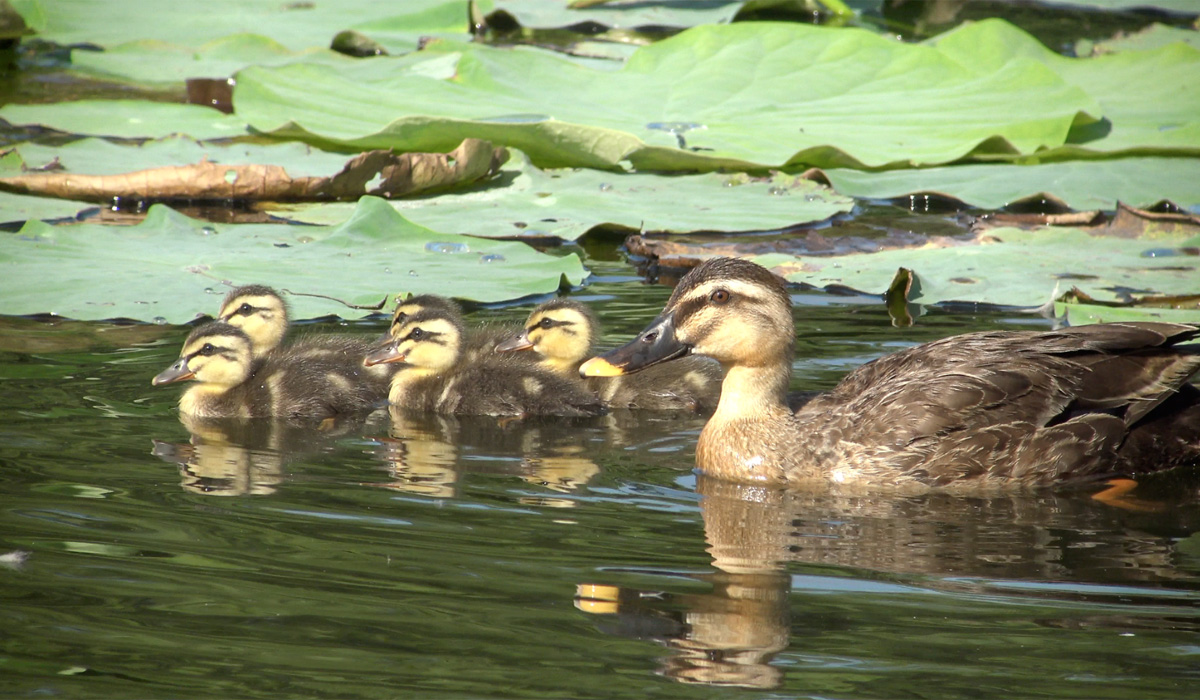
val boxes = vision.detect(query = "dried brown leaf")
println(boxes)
[0,138,509,203]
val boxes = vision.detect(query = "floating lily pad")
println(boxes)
[10,0,469,51]
[1075,23,1200,56]
[750,226,1200,308]
[233,21,1103,171]
[269,151,854,239]
[817,157,1200,210]
[932,19,1200,158]
[0,101,248,140]
[68,35,356,89]
[0,196,587,322]
[1,136,350,178]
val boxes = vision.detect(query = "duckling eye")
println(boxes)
[198,343,216,356]
[237,303,254,315]
[539,317,554,329]
[410,328,425,341]
[710,289,731,305]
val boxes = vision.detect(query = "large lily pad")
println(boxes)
[0,196,587,322]
[1076,23,1200,56]
[932,19,1200,158]
[0,101,248,140]
[68,35,356,89]
[817,157,1200,210]
[1,136,351,178]
[11,0,469,51]
[750,227,1200,308]
[233,21,1103,171]
[269,152,854,239]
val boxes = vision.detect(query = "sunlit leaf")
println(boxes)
[10,0,469,51]
[1075,23,1200,56]
[716,225,1200,307]
[0,101,248,140]
[932,19,1200,157]
[268,151,854,240]
[0,196,587,322]
[816,157,1200,210]
[233,21,1103,171]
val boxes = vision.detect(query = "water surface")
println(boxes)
[2,260,1198,699]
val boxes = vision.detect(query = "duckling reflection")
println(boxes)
[370,407,604,501]
[152,413,362,496]
[575,476,1200,689]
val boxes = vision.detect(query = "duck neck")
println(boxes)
[389,368,440,405]
[712,361,792,423]
[541,355,580,378]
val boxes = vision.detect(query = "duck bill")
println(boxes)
[494,331,534,353]
[579,313,690,377]
[152,358,195,386]
[363,342,407,367]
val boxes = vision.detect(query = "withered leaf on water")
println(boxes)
[0,139,508,203]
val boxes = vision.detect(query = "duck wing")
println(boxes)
[798,322,1200,486]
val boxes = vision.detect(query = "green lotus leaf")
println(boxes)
[0,101,248,140]
[932,19,1200,157]
[0,196,587,322]
[233,21,1102,171]
[10,0,469,51]
[3,136,351,177]
[269,152,854,239]
[750,227,1200,308]
[1055,300,1200,325]
[1075,23,1200,56]
[819,157,1200,210]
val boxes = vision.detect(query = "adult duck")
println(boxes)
[580,257,1200,490]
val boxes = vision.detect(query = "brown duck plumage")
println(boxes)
[581,257,1200,490]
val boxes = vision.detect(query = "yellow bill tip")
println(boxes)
[579,356,624,377]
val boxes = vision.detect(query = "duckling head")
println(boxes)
[218,285,287,357]
[389,294,462,339]
[581,257,792,376]
[365,309,464,374]
[153,322,254,388]
[496,299,597,374]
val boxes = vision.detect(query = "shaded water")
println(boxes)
[2,260,1199,699]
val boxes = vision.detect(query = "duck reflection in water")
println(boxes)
[368,407,602,503]
[575,475,1200,689]
[151,413,362,496]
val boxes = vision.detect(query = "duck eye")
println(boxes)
[710,289,731,305]
[237,303,254,315]
[539,317,554,329]
[198,343,216,356]
[410,328,425,341]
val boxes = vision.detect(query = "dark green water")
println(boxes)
[2,259,1199,699]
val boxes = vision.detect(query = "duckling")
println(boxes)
[218,284,394,392]
[364,307,606,417]
[152,322,380,419]
[389,293,525,363]
[581,257,1200,490]
[495,299,722,412]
